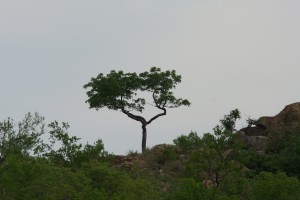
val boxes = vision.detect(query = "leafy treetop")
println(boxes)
[83,67,190,114]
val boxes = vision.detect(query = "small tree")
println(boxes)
[83,67,190,153]
[177,109,247,188]
[0,113,46,164]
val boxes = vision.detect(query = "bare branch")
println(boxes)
[147,107,166,125]
[121,108,147,124]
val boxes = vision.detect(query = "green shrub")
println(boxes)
[242,172,300,200]
[167,178,211,200]
[173,131,202,153]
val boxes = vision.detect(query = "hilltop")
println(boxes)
[1,103,300,199]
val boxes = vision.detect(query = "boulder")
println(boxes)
[238,102,300,152]
[270,102,300,129]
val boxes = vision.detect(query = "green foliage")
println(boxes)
[81,163,162,200]
[168,178,240,200]
[127,149,140,157]
[147,146,179,167]
[167,178,211,200]
[161,146,179,163]
[2,109,300,200]
[174,109,246,188]
[266,128,295,153]
[0,155,98,200]
[276,138,300,178]
[173,131,202,153]
[83,67,191,112]
[142,145,180,172]
[139,67,191,108]
[261,132,300,178]
[242,172,300,200]
[42,121,108,168]
[219,109,240,132]
[83,67,190,152]
[0,153,161,200]
[45,121,82,166]
[0,113,46,164]
[79,139,108,163]
[83,70,141,111]
[21,164,96,200]
[213,108,240,138]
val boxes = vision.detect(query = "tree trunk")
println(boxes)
[141,124,147,153]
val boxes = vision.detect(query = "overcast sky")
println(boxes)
[1,0,299,154]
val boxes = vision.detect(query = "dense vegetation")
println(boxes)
[1,110,300,199]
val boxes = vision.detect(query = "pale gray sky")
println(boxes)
[1,0,299,154]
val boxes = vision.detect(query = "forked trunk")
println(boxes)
[121,107,166,153]
[142,124,147,153]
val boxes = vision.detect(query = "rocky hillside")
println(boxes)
[239,102,300,152]
[106,103,300,198]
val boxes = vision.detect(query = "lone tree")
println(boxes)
[83,67,191,153]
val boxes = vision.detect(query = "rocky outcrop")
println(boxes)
[238,102,300,152]
[255,102,300,130]
[238,131,270,152]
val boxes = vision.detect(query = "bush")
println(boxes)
[81,162,162,200]
[173,132,202,153]
[0,155,98,200]
[242,172,300,200]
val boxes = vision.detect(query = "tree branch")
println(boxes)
[147,106,166,125]
[146,90,167,125]
[121,108,147,124]
[120,95,147,124]
[152,90,160,107]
